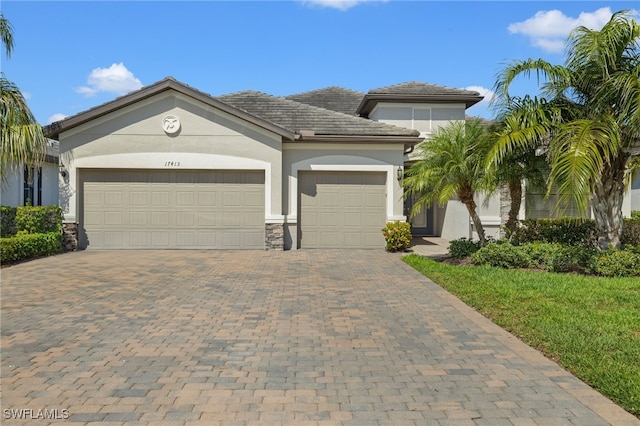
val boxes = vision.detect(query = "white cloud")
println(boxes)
[300,0,386,11]
[76,63,143,97]
[508,7,615,53]
[22,91,32,100]
[47,113,67,124]
[465,85,495,105]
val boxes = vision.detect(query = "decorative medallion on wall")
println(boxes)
[162,115,181,134]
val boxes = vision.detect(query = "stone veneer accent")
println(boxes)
[62,222,78,252]
[265,223,284,250]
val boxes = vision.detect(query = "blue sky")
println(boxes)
[2,1,638,124]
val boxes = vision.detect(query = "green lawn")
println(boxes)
[403,254,640,417]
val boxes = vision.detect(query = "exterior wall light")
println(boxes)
[397,166,404,182]
[59,163,67,178]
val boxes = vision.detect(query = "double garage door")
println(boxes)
[81,169,265,249]
[80,169,387,249]
[299,171,387,249]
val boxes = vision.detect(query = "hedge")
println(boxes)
[510,218,598,247]
[509,217,640,249]
[14,206,63,234]
[1,206,64,264]
[0,232,63,264]
[1,206,17,236]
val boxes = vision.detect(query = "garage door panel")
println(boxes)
[344,212,363,227]
[150,232,170,247]
[84,211,103,226]
[197,232,217,247]
[197,192,217,206]
[151,192,170,206]
[130,211,147,225]
[82,169,265,249]
[176,192,195,206]
[319,212,339,226]
[130,192,148,205]
[104,212,123,225]
[223,192,242,207]
[151,212,169,226]
[344,193,364,208]
[299,171,386,249]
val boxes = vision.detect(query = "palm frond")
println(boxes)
[0,75,47,182]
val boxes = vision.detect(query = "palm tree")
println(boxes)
[485,96,550,236]
[490,10,640,249]
[0,13,47,183]
[404,119,490,245]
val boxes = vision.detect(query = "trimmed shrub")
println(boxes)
[0,232,62,264]
[1,206,17,237]
[382,221,412,252]
[525,242,596,273]
[470,242,531,269]
[448,238,482,259]
[631,210,640,221]
[592,249,640,277]
[15,206,63,234]
[510,218,598,247]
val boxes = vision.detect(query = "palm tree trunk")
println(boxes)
[459,189,486,246]
[505,179,522,236]
[591,159,626,250]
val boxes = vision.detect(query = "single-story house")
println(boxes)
[0,140,60,208]
[42,77,638,250]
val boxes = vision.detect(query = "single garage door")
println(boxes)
[299,171,387,249]
[81,169,265,249]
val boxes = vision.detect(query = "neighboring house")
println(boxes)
[0,139,60,207]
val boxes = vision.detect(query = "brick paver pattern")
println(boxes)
[1,250,638,425]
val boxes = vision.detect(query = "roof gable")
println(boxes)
[357,81,484,116]
[44,77,296,141]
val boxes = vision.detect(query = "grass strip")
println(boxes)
[403,254,640,417]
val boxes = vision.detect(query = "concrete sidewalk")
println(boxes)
[1,250,637,425]
[408,236,450,258]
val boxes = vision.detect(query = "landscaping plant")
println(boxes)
[381,221,412,252]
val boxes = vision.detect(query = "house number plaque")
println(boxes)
[162,115,180,134]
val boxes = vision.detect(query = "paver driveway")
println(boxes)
[1,250,637,425]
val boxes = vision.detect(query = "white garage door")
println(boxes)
[81,169,265,249]
[299,171,387,249]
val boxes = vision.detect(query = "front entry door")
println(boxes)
[404,196,434,236]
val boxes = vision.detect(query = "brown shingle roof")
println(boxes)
[285,87,365,116]
[217,90,420,138]
[357,81,484,116]
[369,81,481,97]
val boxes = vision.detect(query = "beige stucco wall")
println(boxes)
[369,102,466,138]
[282,143,405,249]
[58,91,284,224]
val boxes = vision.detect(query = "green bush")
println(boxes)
[448,238,482,259]
[510,218,598,247]
[1,206,17,237]
[382,221,412,252]
[631,210,640,221]
[592,249,640,277]
[621,218,640,248]
[525,242,596,273]
[15,206,63,234]
[0,232,62,264]
[471,242,531,269]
